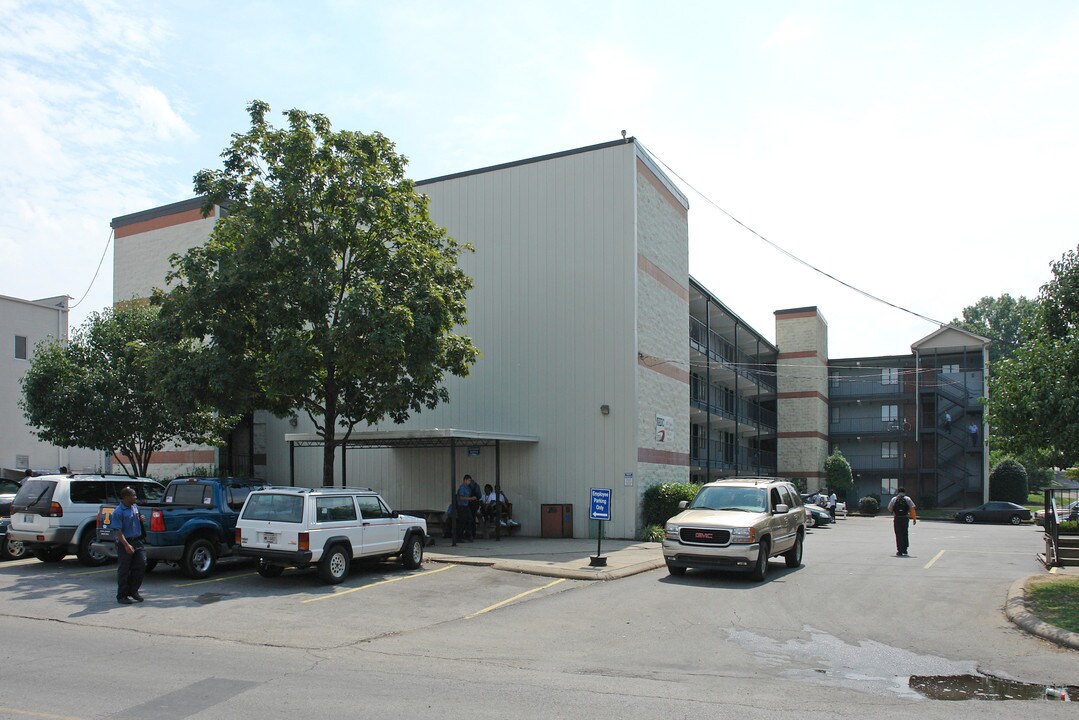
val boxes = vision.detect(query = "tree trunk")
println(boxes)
[322,434,336,487]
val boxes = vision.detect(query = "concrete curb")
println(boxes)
[1005,575,1079,651]
[425,554,667,581]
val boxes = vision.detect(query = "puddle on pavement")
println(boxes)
[195,592,228,604]
[910,674,1077,701]
[727,626,1074,701]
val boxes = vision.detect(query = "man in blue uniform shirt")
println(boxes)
[113,487,146,604]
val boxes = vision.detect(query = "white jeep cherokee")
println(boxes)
[235,487,428,584]
[662,478,806,580]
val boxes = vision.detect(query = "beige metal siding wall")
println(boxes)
[634,159,691,533]
[264,143,642,537]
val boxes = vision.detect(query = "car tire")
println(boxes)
[666,561,687,576]
[963,513,975,524]
[749,539,770,581]
[784,532,803,568]
[399,534,423,570]
[33,547,67,563]
[805,514,817,529]
[256,559,284,578]
[2,536,28,561]
[1009,515,1022,525]
[76,530,110,567]
[318,545,350,584]
[182,538,217,579]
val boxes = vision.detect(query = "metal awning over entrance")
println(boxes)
[284,428,539,546]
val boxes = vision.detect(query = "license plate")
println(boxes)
[261,532,277,543]
[24,514,33,523]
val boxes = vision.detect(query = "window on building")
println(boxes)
[881,442,898,459]
[882,477,898,495]
[941,364,959,374]
[881,368,899,385]
[881,404,898,425]
[831,407,840,424]
[830,373,840,388]
[14,335,27,360]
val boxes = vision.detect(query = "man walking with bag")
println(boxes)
[887,487,917,556]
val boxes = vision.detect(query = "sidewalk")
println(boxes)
[425,535,665,580]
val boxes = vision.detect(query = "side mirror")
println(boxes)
[390,511,399,518]
[774,503,789,514]
[678,500,689,510]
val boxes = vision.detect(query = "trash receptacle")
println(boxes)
[541,503,573,538]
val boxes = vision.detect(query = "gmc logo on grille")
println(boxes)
[694,532,714,540]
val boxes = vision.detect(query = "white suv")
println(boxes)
[662,478,806,580]
[235,487,429,584]
[8,474,165,565]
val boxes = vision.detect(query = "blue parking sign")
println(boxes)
[589,488,612,521]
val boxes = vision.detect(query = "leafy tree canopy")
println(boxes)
[823,450,853,496]
[989,245,1079,468]
[19,304,231,477]
[951,294,1038,364]
[156,100,479,486]
[988,458,1028,505]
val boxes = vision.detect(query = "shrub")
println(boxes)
[823,451,853,496]
[989,459,1029,505]
[638,524,665,542]
[641,482,698,526]
[858,496,881,515]
[1059,520,1079,534]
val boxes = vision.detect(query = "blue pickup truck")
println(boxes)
[93,477,269,579]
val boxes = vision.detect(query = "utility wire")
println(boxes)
[70,229,113,309]
[640,142,947,327]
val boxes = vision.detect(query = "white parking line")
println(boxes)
[302,564,455,603]
[924,550,945,569]
[175,572,258,587]
[465,578,566,620]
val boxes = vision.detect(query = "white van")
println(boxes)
[8,474,165,565]
[235,487,428,584]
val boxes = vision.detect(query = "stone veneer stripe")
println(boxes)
[779,471,825,478]
[137,449,217,463]
[637,158,688,218]
[638,352,691,384]
[777,431,830,441]
[777,390,829,402]
[637,254,689,302]
[114,207,214,238]
[777,350,828,362]
[775,310,819,320]
[637,448,690,466]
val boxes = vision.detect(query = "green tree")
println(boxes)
[19,304,230,477]
[951,294,1038,364]
[823,450,853,497]
[157,101,479,487]
[989,245,1079,468]
[989,458,1028,504]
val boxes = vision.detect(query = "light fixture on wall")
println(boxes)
[600,404,610,415]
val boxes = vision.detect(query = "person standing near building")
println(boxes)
[887,487,917,556]
[112,487,146,604]
[968,422,979,448]
[455,476,477,542]
[827,490,838,521]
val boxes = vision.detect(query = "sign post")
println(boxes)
[589,487,612,567]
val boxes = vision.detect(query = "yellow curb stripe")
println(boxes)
[465,578,566,620]
[175,572,258,587]
[74,567,115,576]
[924,550,945,569]
[302,564,455,603]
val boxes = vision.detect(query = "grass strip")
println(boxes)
[1027,579,1079,634]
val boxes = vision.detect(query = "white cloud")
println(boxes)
[763,15,817,51]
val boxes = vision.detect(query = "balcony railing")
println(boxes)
[690,438,777,472]
[690,317,776,394]
[829,418,912,435]
[691,377,776,431]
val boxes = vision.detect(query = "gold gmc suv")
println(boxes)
[662,478,806,580]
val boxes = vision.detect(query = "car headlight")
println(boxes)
[664,523,679,539]
[730,527,756,543]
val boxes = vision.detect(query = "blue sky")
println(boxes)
[2,1,1078,357]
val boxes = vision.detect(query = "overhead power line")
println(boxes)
[70,229,113,309]
[640,143,947,327]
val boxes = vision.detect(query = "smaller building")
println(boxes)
[0,293,99,477]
